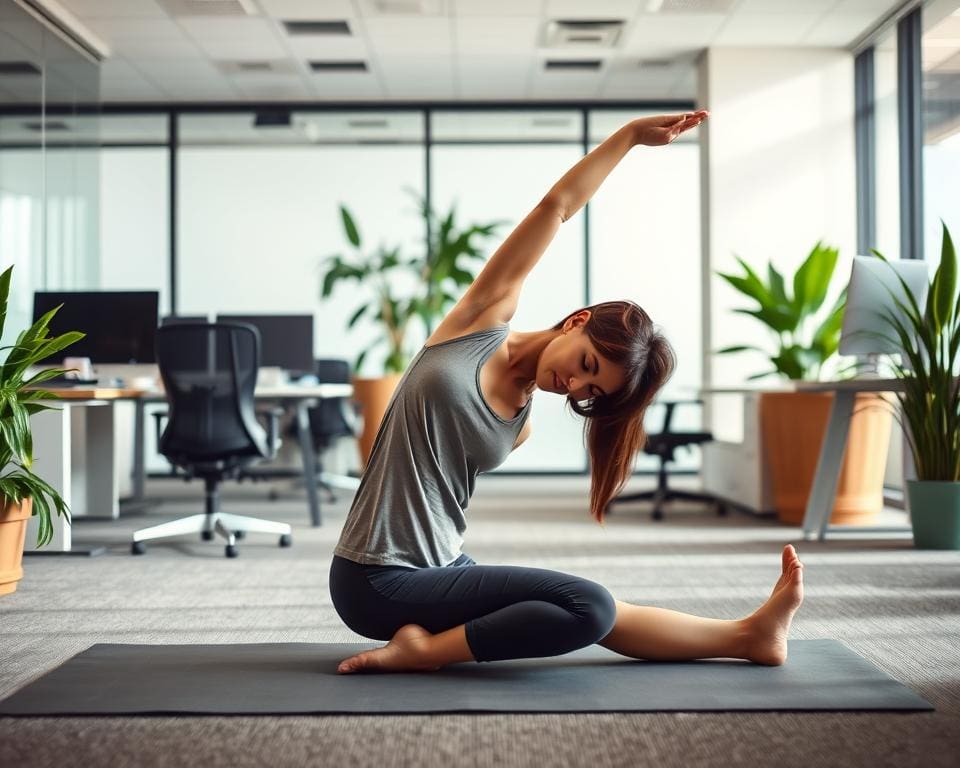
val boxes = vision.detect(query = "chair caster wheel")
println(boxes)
[715,501,728,516]
[131,541,146,555]
[226,544,239,558]
[268,489,279,501]
[234,530,246,540]
[279,533,292,548]
[202,530,214,541]
[652,508,664,521]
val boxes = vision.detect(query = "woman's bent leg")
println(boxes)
[332,558,616,673]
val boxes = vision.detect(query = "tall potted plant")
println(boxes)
[0,265,84,594]
[874,222,960,549]
[716,242,892,525]
[320,194,504,466]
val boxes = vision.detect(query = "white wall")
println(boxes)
[177,146,425,375]
[99,149,169,310]
[699,47,857,440]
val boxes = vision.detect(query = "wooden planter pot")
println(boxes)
[0,497,32,596]
[351,373,403,470]
[760,392,892,526]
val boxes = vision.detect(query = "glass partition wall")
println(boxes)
[0,0,100,347]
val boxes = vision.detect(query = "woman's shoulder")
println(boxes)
[424,305,509,348]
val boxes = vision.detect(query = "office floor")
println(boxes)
[1,475,958,768]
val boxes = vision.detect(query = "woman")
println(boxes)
[330,111,805,674]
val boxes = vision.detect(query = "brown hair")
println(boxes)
[553,300,676,524]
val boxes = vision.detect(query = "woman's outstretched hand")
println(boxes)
[632,110,709,146]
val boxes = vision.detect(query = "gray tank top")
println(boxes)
[334,324,532,568]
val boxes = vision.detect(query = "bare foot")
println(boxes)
[745,544,805,666]
[337,624,441,674]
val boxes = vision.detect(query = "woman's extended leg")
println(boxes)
[336,545,804,672]
[598,545,804,666]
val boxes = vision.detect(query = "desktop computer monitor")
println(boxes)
[839,256,930,357]
[32,290,160,364]
[216,314,314,374]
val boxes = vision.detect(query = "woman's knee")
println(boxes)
[573,580,617,642]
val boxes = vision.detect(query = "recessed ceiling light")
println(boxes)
[544,59,603,71]
[283,20,351,35]
[309,61,368,72]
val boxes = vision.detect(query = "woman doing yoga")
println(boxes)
[330,111,805,674]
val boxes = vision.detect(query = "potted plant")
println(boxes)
[874,222,959,549]
[319,193,504,466]
[0,265,84,594]
[716,242,892,525]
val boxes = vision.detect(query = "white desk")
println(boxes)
[699,379,912,542]
[26,388,148,555]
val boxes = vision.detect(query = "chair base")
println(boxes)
[132,511,292,556]
[608,488,726,521]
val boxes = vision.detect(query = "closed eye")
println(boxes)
[583,355,604,398]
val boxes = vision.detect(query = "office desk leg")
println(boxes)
[86,403,119,519]
[296,402,322,527]
[25,407,72,552]
[802,390,855,541]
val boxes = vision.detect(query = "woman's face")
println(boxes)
[537,313,627,401]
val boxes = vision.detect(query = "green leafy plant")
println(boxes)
[0,265,84,546]
[319,191,505,375]
[715,242,849,381]
[873,222,959,481]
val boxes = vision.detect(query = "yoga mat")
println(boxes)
[0,639,933,715]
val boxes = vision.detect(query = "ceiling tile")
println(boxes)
[802,13,880,46]
[361,17,453,54]
[82,17,184,38]
[192,37,289,60]
[308,76,385,100]
[623,14,727,49]
[453,0,544,16]
[57,0,168,18]
[713,13,823,46]
[258,0,355,16]
[101,78,166,100]
[454,16,540,55]
[134,57,222,79]
[545,0,642,19]
[283,35,368,58]
[108,35,203,58]
[737,0,836,11]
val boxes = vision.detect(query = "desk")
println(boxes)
[699,380,912,542]
[25,388,148,555]
[133,383,354,529]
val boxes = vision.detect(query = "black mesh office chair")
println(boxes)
[606,399,724,521]
[306,358,360,502]
[132,323,293,557]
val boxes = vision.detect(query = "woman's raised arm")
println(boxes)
[454,111,708,326]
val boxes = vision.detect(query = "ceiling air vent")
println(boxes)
[638,58,675,69]
[254,110,291,128]
[544,59,604,72]
[23,121,70,132]
[283,20,351,35]
[309,60,368,72]
[0,61,41,75]
[543,19,624,48]
[347,118,389,129]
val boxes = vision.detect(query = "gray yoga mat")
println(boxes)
[0,639,933,715]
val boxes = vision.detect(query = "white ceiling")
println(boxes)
[28,0,911,102]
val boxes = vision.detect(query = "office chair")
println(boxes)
[606,399,724,521]
[306,358,361,502]
[131,322,293,558]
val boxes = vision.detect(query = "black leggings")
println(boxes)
[329,553,617,663]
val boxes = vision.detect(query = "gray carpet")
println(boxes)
[1,475,958,767]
